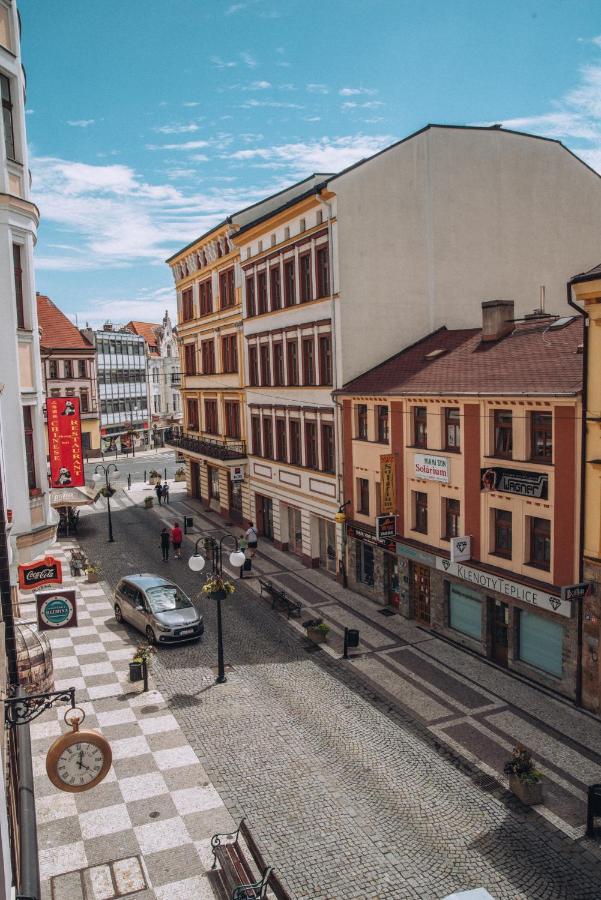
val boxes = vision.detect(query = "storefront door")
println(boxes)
[287,506,303,555]
[412,563,431,624]
[208,466,220,511]
[384,553,400,607]
[190,461,201,499]
[492,599,509,667]
[256,494,274,540]
[228,479,243,524]
[318,519,337,575]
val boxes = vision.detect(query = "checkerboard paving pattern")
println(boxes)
[23,542,233,899]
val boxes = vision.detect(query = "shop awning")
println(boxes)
[50,486,100,508]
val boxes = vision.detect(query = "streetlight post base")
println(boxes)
[215,675,227,684]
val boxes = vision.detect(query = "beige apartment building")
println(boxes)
[166,176,332,525]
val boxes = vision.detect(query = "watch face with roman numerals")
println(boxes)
[57,740,105,788]
[46,728,112,793]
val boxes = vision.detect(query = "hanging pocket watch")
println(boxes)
[46,707,112,793]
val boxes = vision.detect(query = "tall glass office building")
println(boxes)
[83,326,149,453]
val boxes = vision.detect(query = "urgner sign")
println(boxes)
[414,454,449,483]
[436,557,570,618]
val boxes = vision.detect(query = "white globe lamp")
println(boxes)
[229,550,246,568]
[188,554,206,573]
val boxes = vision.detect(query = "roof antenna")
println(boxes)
[539,284,545,314]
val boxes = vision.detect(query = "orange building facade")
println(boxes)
[339,302,583,698]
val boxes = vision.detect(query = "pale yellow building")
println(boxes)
[570,265,601,712]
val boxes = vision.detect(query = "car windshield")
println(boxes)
[145,585,192,613]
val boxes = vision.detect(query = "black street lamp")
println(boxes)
[188,534,245,684]
[92,463,120,543]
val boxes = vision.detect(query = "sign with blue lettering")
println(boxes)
[36,589,78,631]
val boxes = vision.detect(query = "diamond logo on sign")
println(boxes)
[450,536,471,563]
[442,559,451,571]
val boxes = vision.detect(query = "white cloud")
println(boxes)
[67,119,95,128]
[306,83,329,94]
[211,56,237,69]
[72,287,178,330]
[26,109,34,116]
[342,100,384,110]
[224,134,393,175]
[483,46,601,172]
[241,99,303,110]
[153,123,199,134]
[182,101,200,108]
[339,87,377,97]
[241,51,257,68]
[248,80,271,90]
[146,140,209,151]
[29,155,292,272]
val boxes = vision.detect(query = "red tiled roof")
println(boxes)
[36,294,93,350]
[125,321,161,355]
[339,318,583,396]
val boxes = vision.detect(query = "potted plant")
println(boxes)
[144,496,154,509]
[129,643,155,682]
[85,563,101,584]
[503,745,543,805]
[202,575,236,601]
[174,467,186,483]
[149,469,162,485]
[303,618,330,644]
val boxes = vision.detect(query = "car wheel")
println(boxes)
[146,626,157,645]
[114,604,123,623]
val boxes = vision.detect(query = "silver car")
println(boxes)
[114,574,204,645]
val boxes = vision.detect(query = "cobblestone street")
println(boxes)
[76,488,601,899]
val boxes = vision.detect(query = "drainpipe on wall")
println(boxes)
[567,279,588,708]
[316,190,347,584]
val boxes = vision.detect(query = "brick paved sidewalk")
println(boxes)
[166,492,601,846]
[19,540,235,900]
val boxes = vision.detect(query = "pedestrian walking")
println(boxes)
[160,527,170,562]
[162,481,170,504]
[171,521,183,559]
[245,522,258,557]
[155,481,163,505]
[238,535,248,578]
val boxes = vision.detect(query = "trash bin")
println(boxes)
[184,516,194,534]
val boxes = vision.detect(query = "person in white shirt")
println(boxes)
[245,522,258,555]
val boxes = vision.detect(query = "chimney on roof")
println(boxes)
[481,300,514,342]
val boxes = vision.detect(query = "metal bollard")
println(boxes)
[164,467,167,480]
[142,659,149,693]
[144,469,147,483]
[127,473,131,491]
[587,784,601,836]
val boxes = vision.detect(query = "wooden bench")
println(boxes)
[258,578,301,619]
[211,818,292,900]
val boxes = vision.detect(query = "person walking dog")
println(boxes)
[160,527,170,562]
[155,481,163,506]
[171,521,183,559]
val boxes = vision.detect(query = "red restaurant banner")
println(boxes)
[47,397,84,488]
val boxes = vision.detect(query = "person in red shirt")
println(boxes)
[171,522,183,559]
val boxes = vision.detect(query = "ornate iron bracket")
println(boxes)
[4,686,76,727]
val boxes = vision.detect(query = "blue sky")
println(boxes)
[19,0,601,327]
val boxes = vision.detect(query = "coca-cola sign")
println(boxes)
[18,556,63,592]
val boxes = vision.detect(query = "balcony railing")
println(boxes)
[166,432,246,461]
